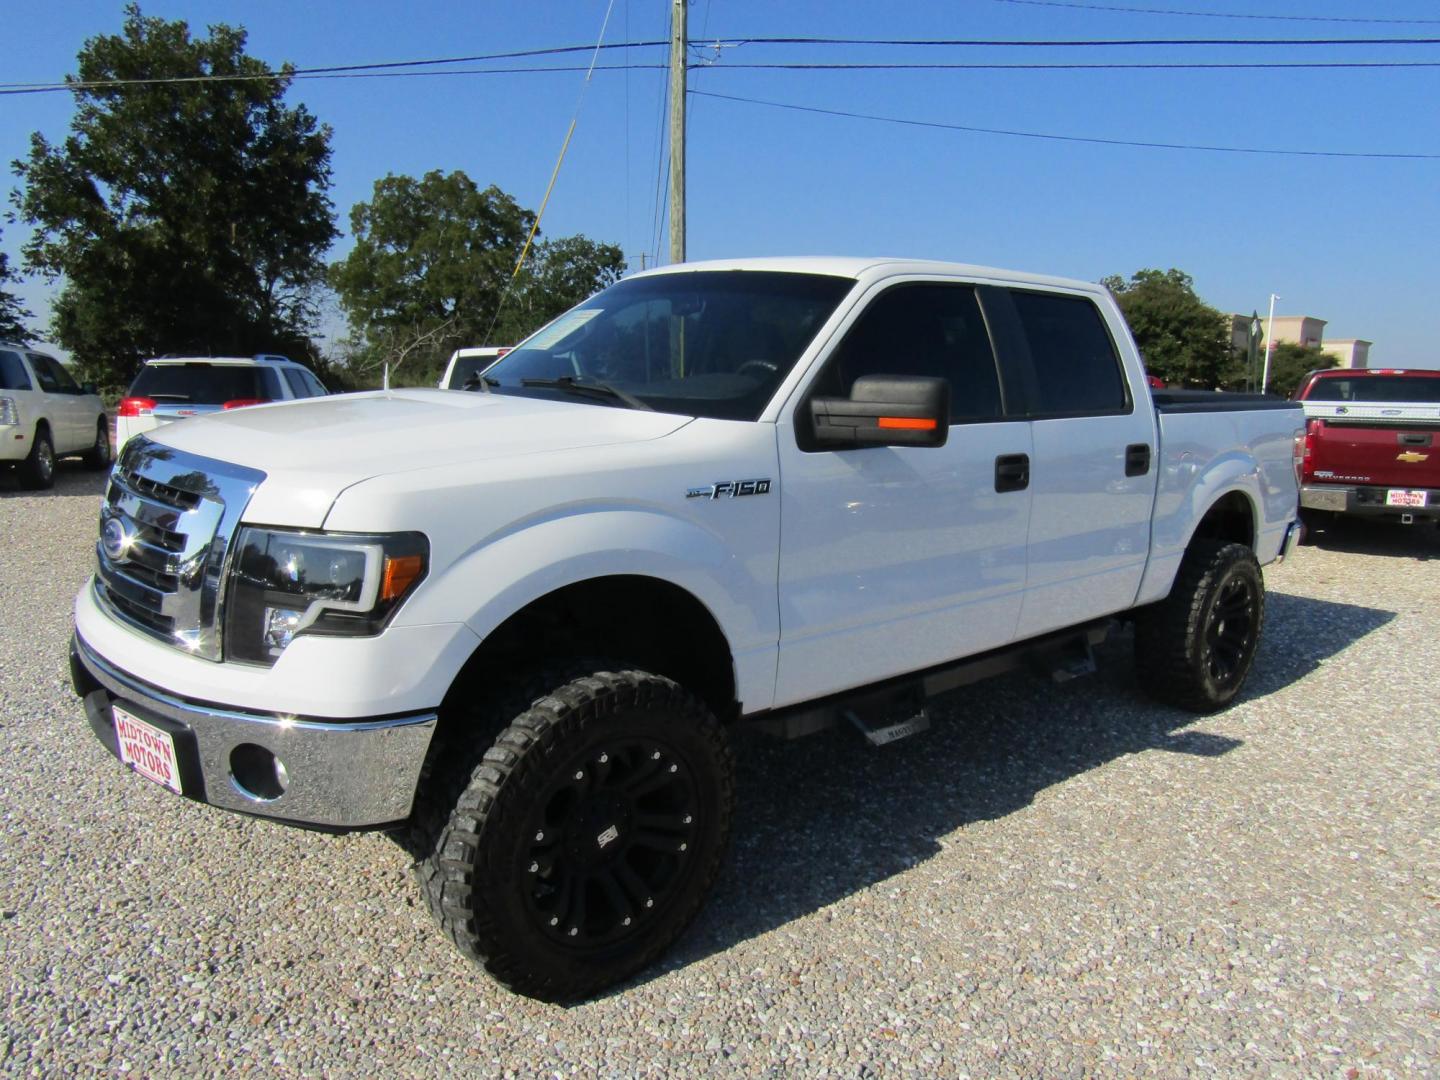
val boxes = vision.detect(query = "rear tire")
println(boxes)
[1135,540,1265,713]
[17,429,55,490]
[82,418,112,470]
[418,667,734,1001]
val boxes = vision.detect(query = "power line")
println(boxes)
[5,34,1440,94]
[984,0,1440,23]
[690,88,1440,160]
[706,61,1440,71]
[5,57,1435,98]
[719,35,1440,46]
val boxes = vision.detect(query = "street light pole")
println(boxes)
[1261,292,1280,394]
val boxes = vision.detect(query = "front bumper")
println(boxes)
[71,632,437,829]
[1301,483,1440,520]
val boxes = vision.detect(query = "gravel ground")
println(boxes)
[2,463,1437,1078]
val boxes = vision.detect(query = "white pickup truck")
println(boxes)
[70,258,1304,1000]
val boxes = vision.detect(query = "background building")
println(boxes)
[1320,339,1372,369]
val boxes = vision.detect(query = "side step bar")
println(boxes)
[749,621,1110,745]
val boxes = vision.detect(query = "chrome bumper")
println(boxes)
[71,632,436,829]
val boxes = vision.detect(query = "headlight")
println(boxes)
[0,397,17,427]
[224,528,428,665]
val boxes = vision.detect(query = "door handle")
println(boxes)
[995,453,1029,493]
[1125,443,1151,477]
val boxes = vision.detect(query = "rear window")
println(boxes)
[0,350,31,391]
[1009,290,1128,415]
[129,364,269,404]
[1302,375,1440,403]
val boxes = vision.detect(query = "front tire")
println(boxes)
[419,667,734,1001]
[17,429,55,490]
[1135,540,1265,713]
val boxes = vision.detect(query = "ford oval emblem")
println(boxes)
[101,517,134,563]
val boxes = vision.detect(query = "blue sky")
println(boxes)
[3,1,1437,365]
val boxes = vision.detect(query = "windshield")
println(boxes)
[1303,374,1440,403]
[483,270,855,421]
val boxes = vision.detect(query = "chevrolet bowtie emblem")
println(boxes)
[1396,451,1429,463]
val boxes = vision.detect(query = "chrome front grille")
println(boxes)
[93,437,264,660]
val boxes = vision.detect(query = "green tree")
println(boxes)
[0,232,34,342]
[330,170,624,386]
[11,4,337,386]
[1101,268,1232,388]
[1263,341,1328,399]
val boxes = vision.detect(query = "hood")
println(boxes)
[149,389,693,527]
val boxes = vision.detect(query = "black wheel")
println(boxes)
[1134,540,1265,713]
[17,428,55,490]
[418,667,734,1001]
[82,418,112,470]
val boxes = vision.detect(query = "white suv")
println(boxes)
[116,354,329,455]
[0,342,110,489]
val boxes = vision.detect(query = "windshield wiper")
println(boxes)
[520,376,653,411]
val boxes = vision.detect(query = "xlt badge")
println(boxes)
[686,478,772,500]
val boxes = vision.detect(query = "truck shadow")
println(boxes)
[1305,519,1440,560]
[0,464,109,499]
[649,591,1394,984]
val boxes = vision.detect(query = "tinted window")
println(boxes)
[34,355,79,393]
[1302,375,1440,403]
[30,355,60,392]
[810,283,1003,422]
[298,369,328,397]
[129,364,268,404]
[1010,291,1127,415]
[282,368,310,398]
[484,271,854,421]
[0,350,31,391]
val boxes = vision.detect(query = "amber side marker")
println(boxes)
[877,417,937,431]
[381,555,425,601]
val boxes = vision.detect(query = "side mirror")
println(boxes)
[83,382,98,396]
[809,375,949,450]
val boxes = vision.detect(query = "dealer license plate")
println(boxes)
[1385,489,1429,508]
[113,705,183,794]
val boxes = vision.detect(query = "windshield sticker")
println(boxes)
[524,308,603,350]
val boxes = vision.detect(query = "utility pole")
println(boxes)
[668,0,686,264]
[1261,293,1280,394]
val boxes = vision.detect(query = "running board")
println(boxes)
[748,621,1111,742]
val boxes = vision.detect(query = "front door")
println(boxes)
[773,280,1033,707]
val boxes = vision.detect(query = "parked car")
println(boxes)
[1294,366,1440,534]
[70,257,1303,1001]
[116,354,329,455]
[437,346,509,390]
[0,342,110,489]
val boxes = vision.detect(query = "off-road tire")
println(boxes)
[1134,539,1265,713]
[417,667,734,1001]
[17,428,55,490]
[82,418,112,470]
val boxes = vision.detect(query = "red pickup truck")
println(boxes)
[1295,367,1440,532]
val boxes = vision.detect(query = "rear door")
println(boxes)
[774,279,1033,706]
[983,288,1159,639]
[28,353,84,451]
